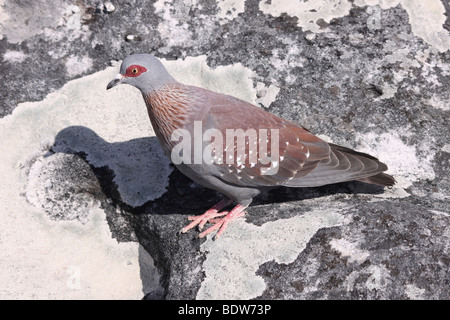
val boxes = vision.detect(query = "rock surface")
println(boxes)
[0,0,448,299]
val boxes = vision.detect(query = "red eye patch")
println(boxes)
[124,65,147,77]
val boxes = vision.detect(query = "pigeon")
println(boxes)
[107,54,395,239]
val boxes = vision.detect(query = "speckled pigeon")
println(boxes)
[107,54,395,239]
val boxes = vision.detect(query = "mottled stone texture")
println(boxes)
[1,0,448,299]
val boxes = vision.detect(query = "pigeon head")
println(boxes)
[107,54,176,93]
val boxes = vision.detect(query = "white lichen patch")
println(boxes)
[3,50,27,63]
[0,0,6,40]
[25,152,101,224]
[405,283,426,300]
[344,264,393,292]
[0,1,90,44]
[260,0,450,52]
[0,0,64,43]
[0,65,164,299]
[164,55,257,104]
[362,33,443,101]
[317,134,335,143]
[356,130,435,193]
[427,94,449,112]
[65,54,93,77]
[259,0,352,33]
[163,55,281,108]
[357,0,450,52]
[197,207,345,299]
[401,0,450,53]
[0,200,155,299]
[330,238,370,264]
[255,82,280,108]
[442,144,450,153]
[269,41,306,84]
[63,5,82,30]
[353,0,401,9]
[429,210,450,217]
[375,82,398,101]
[154,0,195,48]
[365,265,392,290]
[216,0,246,23]
[0,164,156,299]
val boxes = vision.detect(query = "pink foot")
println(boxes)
[180,199,232,234]
[198,204,247,239]
[179,200,247,239]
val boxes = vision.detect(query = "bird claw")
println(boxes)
[180,201,247,239]
[198,210,246,240]
[181,211,228,233]
[198,211,229,231]
[179,199,232,235]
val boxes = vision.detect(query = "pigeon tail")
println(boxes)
[357,172,396,187]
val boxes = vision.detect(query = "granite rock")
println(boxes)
[0,0,448,299]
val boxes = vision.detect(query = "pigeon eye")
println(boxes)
[125,65,147,77]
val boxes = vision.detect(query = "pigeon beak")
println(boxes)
[107,74,124,90]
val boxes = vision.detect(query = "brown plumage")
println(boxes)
[144,83,190,149]
[107,54,395,239]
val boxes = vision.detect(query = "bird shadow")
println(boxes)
[48,125,386,219]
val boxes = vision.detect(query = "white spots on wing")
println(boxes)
[304,149,310,158]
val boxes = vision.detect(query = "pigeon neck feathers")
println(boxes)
[143,83,192,149]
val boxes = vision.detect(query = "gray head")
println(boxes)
[106,54,176,93]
